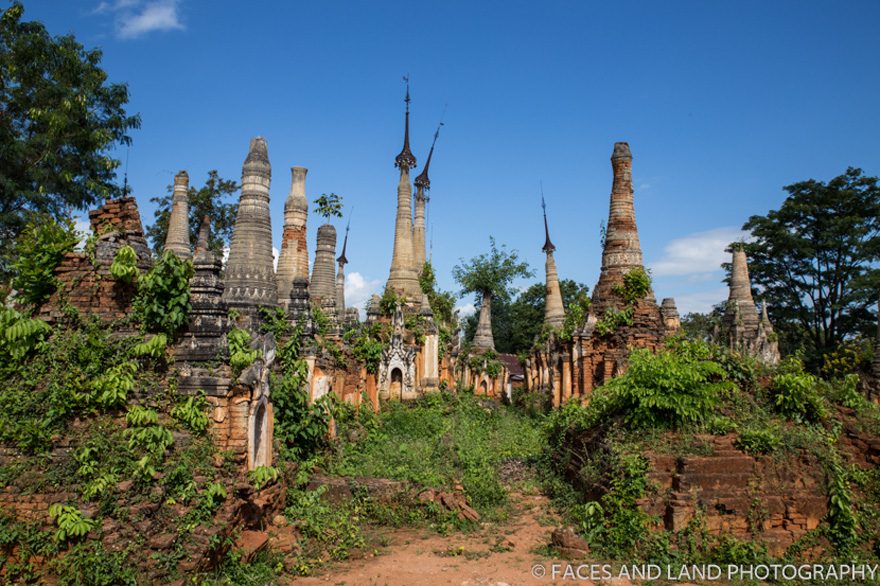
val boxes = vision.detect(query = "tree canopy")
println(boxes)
[463,279,589,354]
[146,171,239,257]
[737,167,880,366]
[452,236,534,303]
[0,2,140,273]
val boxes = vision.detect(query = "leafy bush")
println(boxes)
[133,250,193,336]
[11,216,80,306]
[171,391,210,434]
[0,306,52,363]
[591,342,732,429]
[228,327,261,374]
[48,504,97,543]
[108,244,138,284]
[770,370,827,423]
[735,427,781,454]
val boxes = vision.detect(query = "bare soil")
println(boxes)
[288,492,643,586]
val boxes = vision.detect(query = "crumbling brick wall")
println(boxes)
[36,197,152,327]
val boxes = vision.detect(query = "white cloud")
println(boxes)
[98,0,185,39]
[272,247,278,271]
[455,302,476,319]
[345,272,382,319]
[649,227,748,277]
[670,287,729,316]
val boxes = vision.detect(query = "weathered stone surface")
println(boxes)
[310,223,337,305]
[175,217,229,363]
[234,530,269,563]
[164,170,192,260]
[472,292,495,350]
[387,90,422,300]
[551,528,590,558]
[223,137,278,315]
[723,250,780,364]
[544,251,565,327]
[592,142,648,306]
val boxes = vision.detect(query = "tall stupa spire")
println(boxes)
[592,142,651,306]
[387,75,422,299]
[413,114,443,270]
[541,191,564,327]
[164,170,192,260]
[222,137,278,313]
[276,166,309,305]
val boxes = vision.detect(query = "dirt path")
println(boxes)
[288,493,639,586]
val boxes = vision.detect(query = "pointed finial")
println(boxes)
[395,74,417,170]
[122,146,130,197]
[541,182,555,253]
[337,207,353,266]
[415,106,446,191]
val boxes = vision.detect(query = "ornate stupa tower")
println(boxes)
[592,142,653,309]
[276,166,309,305]
[541,194,565,328]
[223,137,278,313]
[336,215,350,320]
[310,223,337,306]
[386,78,422,300]
[413,119,441,271]
[164,170,192,260]
[723,249,780,363]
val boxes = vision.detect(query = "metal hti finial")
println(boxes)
[541,181,555,253]
[414,105,446,193]
[337,206,353,266]
[395,73,417,170]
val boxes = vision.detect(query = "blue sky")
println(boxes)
[22,0,880,317]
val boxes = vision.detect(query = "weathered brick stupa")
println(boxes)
[542,197,565,328]
[310,223,337,307]
[386,82,422,300]
[163,170,192,260]
[723,250,780,364]
[592,142,654,309]
[276,166,309,306]
[524,142,678,408]
[471,293,495,350]
[223,137,278,315]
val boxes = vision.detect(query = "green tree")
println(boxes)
[737,167,880,367]
[463,279,589,354]
[313,193,343,223]
[452,236,534,349]
[146,170,239,257]
[0,2,140,274]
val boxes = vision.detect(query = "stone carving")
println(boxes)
[378,300,418,400]
[223,137,278,315]
[276,166,309,305]
[164,170,192,260]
